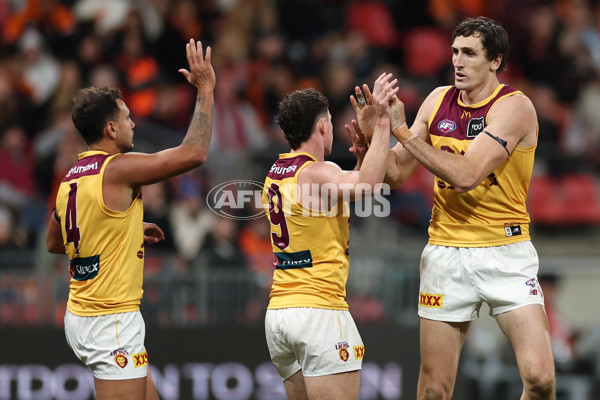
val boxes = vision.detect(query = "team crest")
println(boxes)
[339,348,349,362]
[111,348,129,369]
[114,353,128,368]
[438,119,456,133]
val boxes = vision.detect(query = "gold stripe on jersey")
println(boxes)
[263,152,350,310]
[55,150,145,316]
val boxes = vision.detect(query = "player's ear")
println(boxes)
[106,121,117,139]
[491,54,502,72]
[317,117,326,135]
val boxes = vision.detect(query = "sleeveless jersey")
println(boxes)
[263,153,350,310]
[55,151,145,316]
[427,84,536,247]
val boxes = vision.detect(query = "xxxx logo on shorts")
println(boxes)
[419,292,444,308]
[353,346,365,360]
[111,348,129,369]
[132,351,149,368]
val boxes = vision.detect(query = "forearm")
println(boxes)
[181,89,214,161]
[393,125,475,192]
[359,118,390,188]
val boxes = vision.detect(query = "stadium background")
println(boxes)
[2,0,600,399]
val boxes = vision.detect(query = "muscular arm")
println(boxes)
[390,90,537,193]
[46,212,66,254]
[384,87,448,188]
[106,40,216,187]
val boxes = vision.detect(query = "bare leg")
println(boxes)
[95,377,147,400]
[304,370,360,400]
[417,318,471,400]
[495,305,556,400]
[283,370,309,400]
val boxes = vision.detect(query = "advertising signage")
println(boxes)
[0,326,420,400]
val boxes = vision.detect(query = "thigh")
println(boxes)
[304,370,360,400]
[495,304,555,376]
[283,370,308,400]
[95,377,147,400]
[419,318,470,386]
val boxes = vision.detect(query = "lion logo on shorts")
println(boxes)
[114,353,128,368]
[339,348,349,362]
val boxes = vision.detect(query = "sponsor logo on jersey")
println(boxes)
[467,117,485,138]
[335,341,349,350]
[132,351,148,368]
[419,292,443,308]
[504,225,522,237]
[273,250,313,269]
[438,119,456,133]
[70,255,100,281]
[354,345,365,360]
[339,347,349,362]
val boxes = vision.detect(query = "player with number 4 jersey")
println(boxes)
[46,39,216,400]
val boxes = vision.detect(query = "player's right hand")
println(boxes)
[178,39,216,91]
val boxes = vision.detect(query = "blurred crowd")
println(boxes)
[2,0,600,333]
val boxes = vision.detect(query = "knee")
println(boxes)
[420,383,451,400]
[523,368,556,399]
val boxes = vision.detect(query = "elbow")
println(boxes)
[452,175,481,193]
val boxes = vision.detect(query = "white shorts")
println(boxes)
[64,310,149,380]
[265,308,364,380]
[418,241,545,322]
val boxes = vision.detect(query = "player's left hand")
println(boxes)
[143,222,165,245]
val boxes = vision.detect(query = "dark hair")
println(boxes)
[71,87,123,145]
[453,16,509,73]
[275,88,329,150]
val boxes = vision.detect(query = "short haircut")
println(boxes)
[275,88,329,150]
[453,16,509,73]
[71,87,123,145]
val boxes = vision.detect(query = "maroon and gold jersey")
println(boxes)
[263,153,350,310]
[427,84,537,246]
[55,150,145,316]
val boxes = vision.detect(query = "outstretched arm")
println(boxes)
[106,39,217,187]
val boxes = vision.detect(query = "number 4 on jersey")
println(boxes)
[65,182,81,255]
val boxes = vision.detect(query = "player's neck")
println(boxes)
[292,138,324,162]
[459,77,501,105]
[89,140,119,155]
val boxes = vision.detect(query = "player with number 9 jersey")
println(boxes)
[55,151,144,316]
[263,153,350,311]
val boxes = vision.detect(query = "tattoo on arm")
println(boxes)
[182,96,212,148]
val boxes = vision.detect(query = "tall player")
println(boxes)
[353,17,556,400]
[45,39,215,400]
[262,73,396,400]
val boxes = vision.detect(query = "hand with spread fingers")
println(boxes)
[371,72,399,118]
[344,119,368,165]
[178,39,216,91]
[350,82,377,142]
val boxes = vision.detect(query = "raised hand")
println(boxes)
[350,83,377,141]
[371,72,399,117]
[178,39,216,91]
